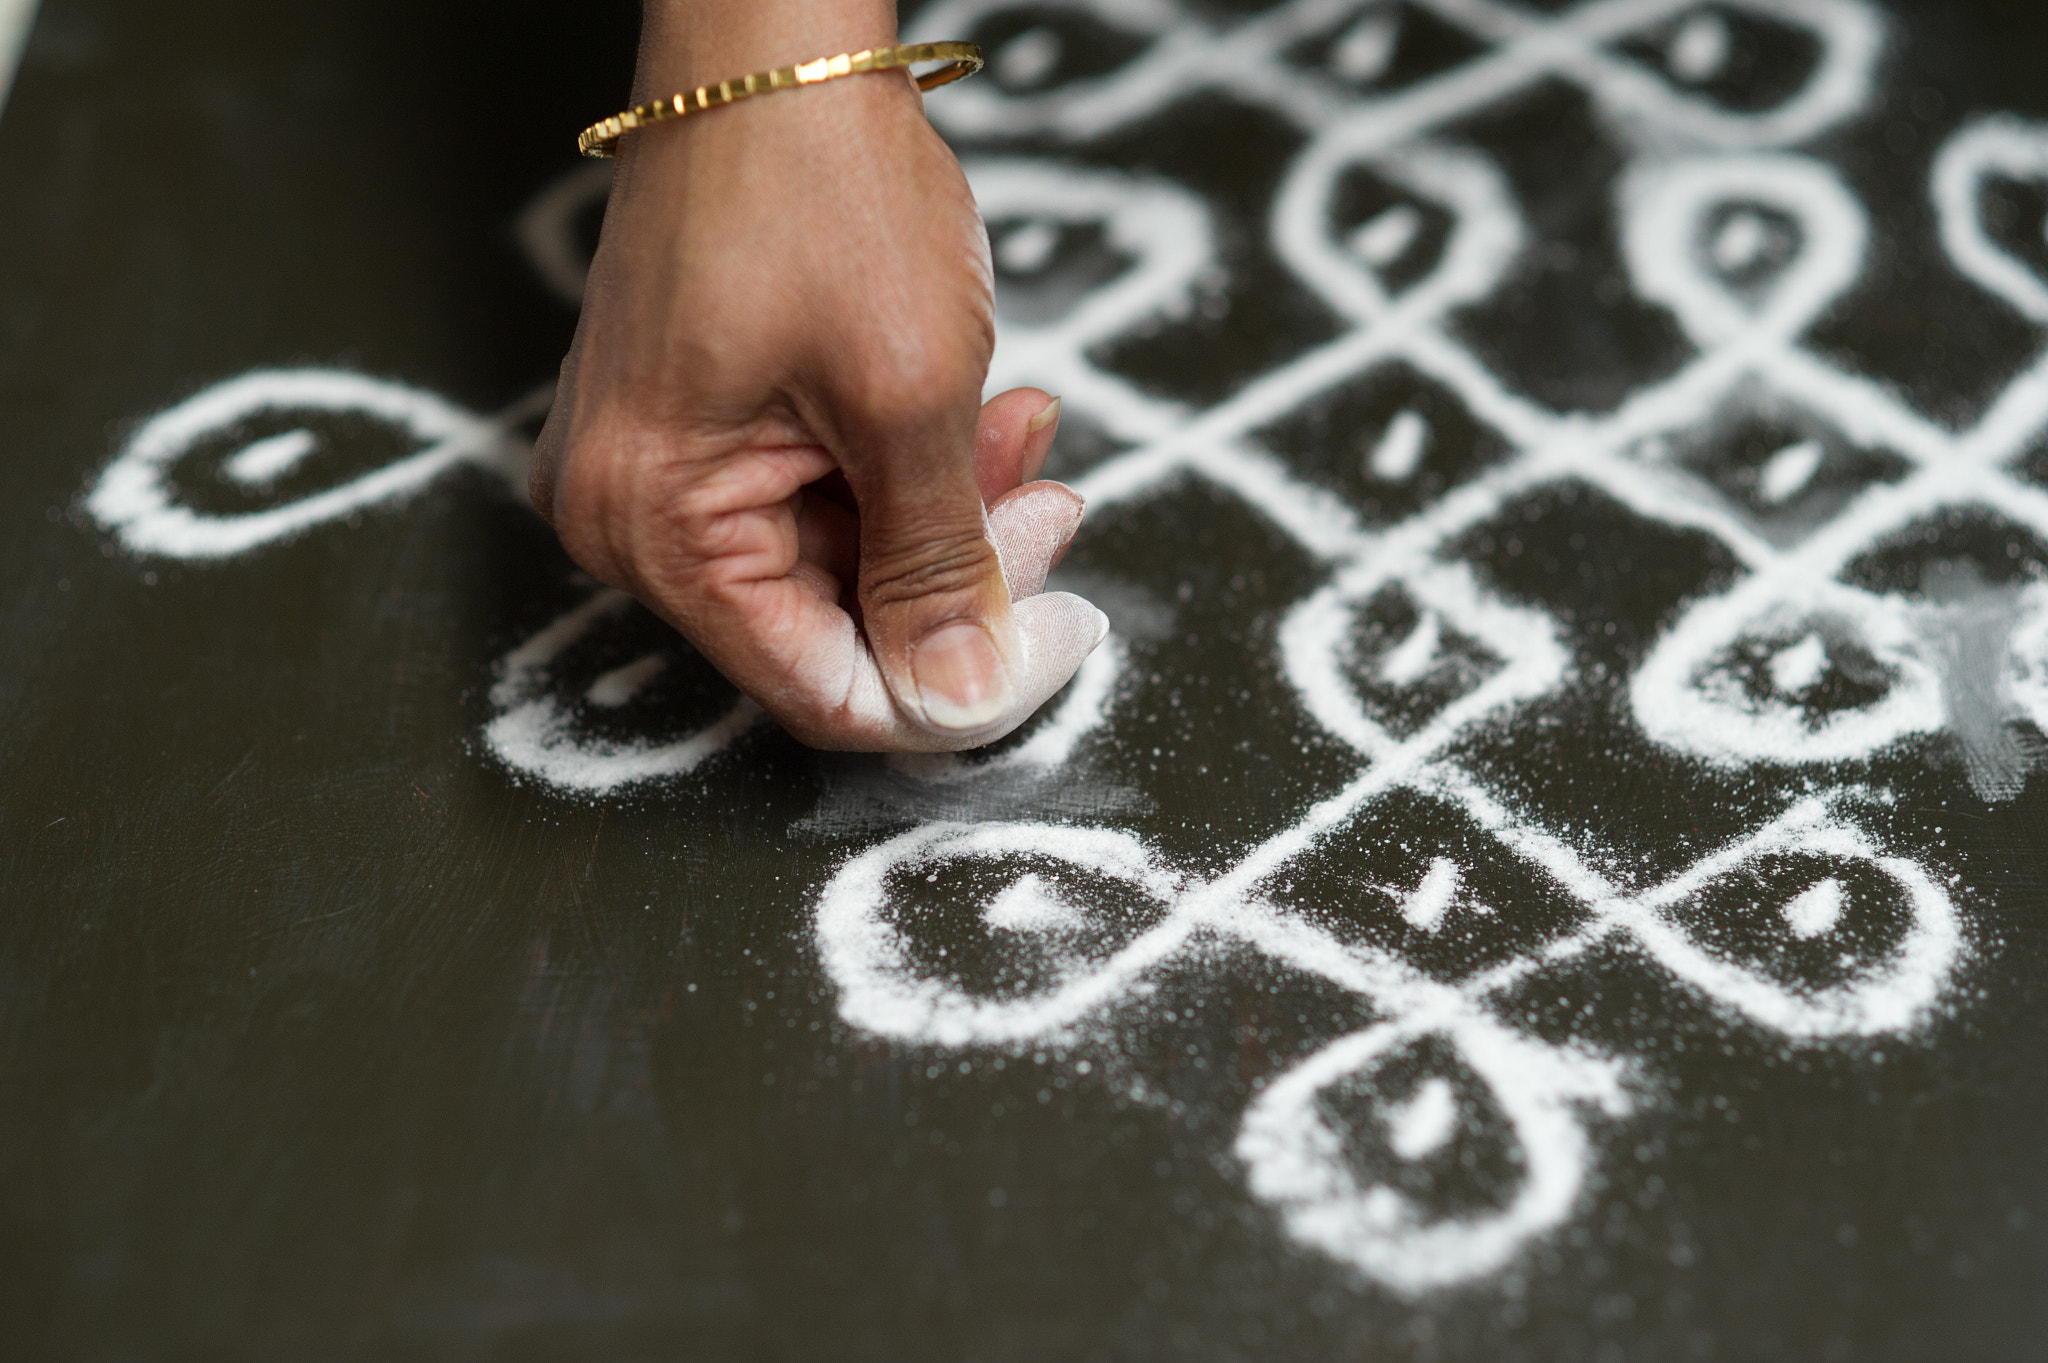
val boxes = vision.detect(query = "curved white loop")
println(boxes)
[966,158,1217,352]
[914,0,1232,142]
[1282,559,1570,761]
[483,589,763,795]
[1237,1019,1627,1297]
[1630,581,1945,767]
[107,0,1990,1302]
[1565,0,1884,151]
[1621,153,1867,349]
[1932,116,2048,326]
[514,161,613,308]
[1623,800,1962,1038]
[816,821,1190,1047]
[919,0,1881,150]
[1273,135,1525,326]
[87,368,512,559]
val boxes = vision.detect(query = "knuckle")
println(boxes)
[837,345,986,438]
[546,434,615,529]
[529,414,572,524]
[860,524,998,610]
[529,355,582,521]
[546,425,661,588]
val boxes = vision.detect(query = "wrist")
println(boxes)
[635,0,898,98]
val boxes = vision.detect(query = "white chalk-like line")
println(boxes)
[1239,1014,1627,1294]
[482,588,764,795]
[814,0,2018,1297]
[87,372,550,559]
[513,161,612,308]
[920,0,1878,151]
[88,0,2048,1301]
[1935,118,2048,326]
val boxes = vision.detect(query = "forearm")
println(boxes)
[635,0,899,96]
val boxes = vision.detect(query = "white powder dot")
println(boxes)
[1400,857,1461,933]
[1386,1077,1460,1160]
[1757,438,1825,505]
[1783,877,1846,940]
[1331,8,1402,84]
[1380,609,1443,687]
[1367,408,1431,482]
[982,873,1089,934]
[995,27,1062,89]
[1768,633,1829,696]
[1669,11,1732,84]
[996,220,1061,274]
[1711,209,1773,273]
[1348,203,1425,269]
[223,428,319,487]
[585,652,668,708]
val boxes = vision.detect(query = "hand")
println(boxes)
[532,1,1106,751]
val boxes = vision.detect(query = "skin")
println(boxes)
[533,0,1104,751]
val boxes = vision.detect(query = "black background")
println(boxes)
[4,1,2048,1359]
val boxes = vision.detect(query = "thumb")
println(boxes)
[847,393,1096,742]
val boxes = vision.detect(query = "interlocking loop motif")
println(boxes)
[80,0,2048,1293]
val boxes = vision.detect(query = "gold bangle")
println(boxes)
[576,41,984,158]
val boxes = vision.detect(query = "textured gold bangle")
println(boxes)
[576,41,984,158]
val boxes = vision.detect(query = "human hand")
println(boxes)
[532,0,1106,751]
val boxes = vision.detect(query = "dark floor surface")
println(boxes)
[6,1,2048,1358]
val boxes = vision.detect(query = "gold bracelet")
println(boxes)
[576,41,984,158]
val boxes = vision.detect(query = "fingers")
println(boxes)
[870,537,1016,737]
[547,410,1102,754]
[769,587,1108,753]
[975,388,1062,502]
[776,424,1085,739]
[836,425,1005,736]
[793,486,858,605]
[989,481,1085,600]
[838,383,1081,740]
[789,385,1062,612]
[1010,592,1112,709]
[788,475,1086,742]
